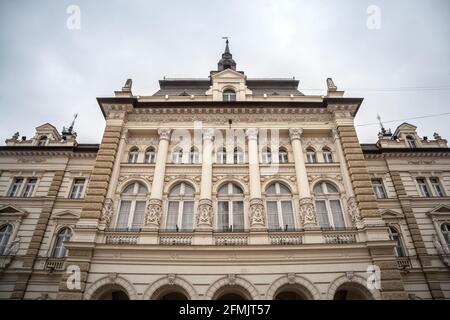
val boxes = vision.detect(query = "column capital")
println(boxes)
[245,128,258,141]
[203,128,215,141]
[289,128,303,141]
[158,128,171,141]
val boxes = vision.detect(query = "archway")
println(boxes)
[333,283,374,300]
[94,284,130,300]
[273,284,312,300]
[151,285,190,300]
[214,285,252,300]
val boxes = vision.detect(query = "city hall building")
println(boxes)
[0,42,449,300]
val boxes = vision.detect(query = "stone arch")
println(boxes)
[204,276,259,300]
[84,274,138,300]
[213,177,249,195]
[116,178,151,195]
[310,178,345,195]
[326,274,381,300]
[143,275,197,300]
[262,178,297,195]
[266,275,321,300]
[164,178,199,194]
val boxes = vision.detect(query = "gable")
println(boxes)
[393,122,418,137]
[380,209,404,219]
[211,68,246,80]
[0,205,28,217]
[52,210,80,220]
[428,204,450,216]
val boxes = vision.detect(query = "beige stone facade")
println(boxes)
[0,44,449,300]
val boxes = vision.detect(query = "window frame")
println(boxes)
[416,177,431,197]
[265,182,295,231]
[371,178,387,199]
[69,178,86,199]
[216,147,227,164]
[441,223,450,249]
[172,147,183,164]
[165,182,195,231]
[278,148,288,164]
[0,224,13,256]
[22,178,37,198]
[217,182,245,231]
[115,182,148,230]
[223,89,236,102]
[128,147,139,163]
[144,147,156,164]
[37,136,48,146]
[322,148,333,163]
[233,147,244,164]
[190,146,200,164]
[429,177,445,197]
[261,147,272,164]
[7,177,25,197]
[313,181,346,229]
[306,148,317,163]
[388,226,406,257]
[406,135,417,148]
[51,227,72,258]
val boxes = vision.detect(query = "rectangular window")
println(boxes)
[371,179,387,199]
[117,200,132,229]
[266,201,280,230]
[22,178,37,197]
[315,200,330,228]
[430,177,445,197]
[69,178,85,199]
[416,178,431,197]
[8,178,24,197]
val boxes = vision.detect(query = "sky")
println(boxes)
[0,0,449,144]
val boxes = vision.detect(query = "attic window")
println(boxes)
[406,135,417,148]
[37,136,48,146]
[223,89,236,102]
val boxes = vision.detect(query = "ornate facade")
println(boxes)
[0,42,449,300]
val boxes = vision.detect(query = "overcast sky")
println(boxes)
[0,0,449,144]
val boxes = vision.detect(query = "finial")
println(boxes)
[218,37,236,71]
[122,79,132,92]
[326,78,337,91]
[377,114,387,135]
[62,113,78,136]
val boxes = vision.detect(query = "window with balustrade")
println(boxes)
[128,147,139,163]
[306,147,317,163]
[144,147,156,164]
[388,226,406,257]
[313,181,346,229]
[0,224,13,256]
[166,182,195,231]
[217,182,245,232]
[51,227,72,258]
[116,182,148,230]
[265,182,295,231]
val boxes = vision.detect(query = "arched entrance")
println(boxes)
[333,283,374,300]
[273,284,312,300]
[151,285,190,300]
[93,284,130,300]
[213,285,252,300]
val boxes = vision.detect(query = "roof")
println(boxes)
[361,144,450,154]
[152,78,304,96]
[0,144,99,153]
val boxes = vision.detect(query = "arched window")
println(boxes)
[0,224,13,256]
[388,226,405,257]
[128,147,139,163]
[234,147,244,164]
[166,182,195,231]
[172,147,183,164]
[261,147,272,164]
[442,223,450,248]
[322,147,333,163]
[223,89,236,102]
[406,135,417,148]
[313,181,345,229]
[216,147,227,164]
[52,227,72,258]
[190,146,200,164]
[306,148,317,163]
[144,147,156,164]
[217,183,244,231]
[266,182,295,231]
[116,182,148,230]
[38,136,48,146]
[279,147,288,164]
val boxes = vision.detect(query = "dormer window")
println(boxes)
[223,89,236,102]
[38,136,48,146]
[406,135,417,148]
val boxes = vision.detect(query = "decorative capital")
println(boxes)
[203,128,215,141]
[158,128,171,141]
[245,128,258,141]
[196,199,213,228]
[299,197,318,228]
[289,128,303,141]
[145,199,163,227]
[249,198,265,227]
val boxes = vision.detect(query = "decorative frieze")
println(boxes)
[196,199,213,228]
[99,198,113,228]
[249,198,265,227]
[298,197,318,228]
[145,199,163,227]
[346,196,362,227]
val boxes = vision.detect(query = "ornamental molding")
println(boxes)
[145,199,163,226]
[298,197,318,227]
[99,198,113,228]
[196,199,213,227]
[249,198,266,227]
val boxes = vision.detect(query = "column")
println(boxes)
[332,129,362,227]
[245,128,265,228]
[145,128,171,228]
[289,128,318,229]
[196,128,214,228]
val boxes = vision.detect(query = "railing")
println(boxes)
[159,235,193,246]
[45,258,65,271]
[396,256,412,269]
[323,229,357,244]
[214,234,249,246]
[269,233,303,245]
[105,233,139,245]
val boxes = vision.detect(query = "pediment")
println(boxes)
[52,210,80,220]
[35,123,61,140]
[380,209,404,219]
[211,68,246,80]
[0,204,28,217]
[427,204,450,216]
[394,122,417,136]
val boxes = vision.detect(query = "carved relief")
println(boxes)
[158,128,171,141]
[299,197,318,227]
[100,198,113,227]
[196,199,213,227]
[347,196,362,226]
[249,198,265,227]
[145,199,163,226]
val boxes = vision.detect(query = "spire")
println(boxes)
[218,37,236,71]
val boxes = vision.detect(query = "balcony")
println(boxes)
[214,233,249,246]
[105,230,139,245]
[159,234,193,246]
[323,229,357,244]
[45,258,65,271]
[396,256,412,270]
[269,232,304,245]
